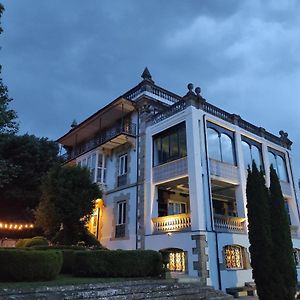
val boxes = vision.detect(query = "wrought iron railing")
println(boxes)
[61,122,136,162]
[214,214,246,233]
[152,213,191,233]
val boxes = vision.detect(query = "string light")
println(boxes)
[0,222,34,230]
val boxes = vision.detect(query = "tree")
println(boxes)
[35,165,101,244]
[0,134,59,221]
[0,4,18,134]
[269,165,297,300]
[246,162,274,300]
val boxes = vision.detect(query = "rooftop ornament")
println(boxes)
[141,67,154,84]
[279,130,293,149]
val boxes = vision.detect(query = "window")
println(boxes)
[119,154,128,176]
[153,122,187,166]
[90,153,96,181]
[224,245,244,269]
[293,249,300,267]
[77,153,98,182]
[168,201,187,215]
[97,153,107,184]
[268,149,288,182]
[241,138,263,170]
[207,123,235,165]
[285,200,291,225]
[167,251,186,272]
[115,201,126,238]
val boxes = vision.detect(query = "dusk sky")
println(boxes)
[1,0,300,178]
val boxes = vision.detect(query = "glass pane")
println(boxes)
[98,154,103,168]
[268,152,277,173]
[220,134,234,164]
[242,141,252,169]
[162,136,170,162]
[124,155,128,174]
[170,132,179,157]
[118,203,122,225]
[207,128,221,161]
[277,155,288,182]
[181,203,186,214]
[251,145,262,170]
[178,126,187,157]
[153,137,162,165]
[123,202,126,224]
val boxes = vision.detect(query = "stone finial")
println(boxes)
[232,114,241,125]
[279,130,293,149]
[141,67,154,84]
[71,119,78,129]
[195,87,201,96]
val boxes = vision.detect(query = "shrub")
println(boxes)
[15,236,49,248]
[15,238,31,248]
[74,250,163,277]
[0,249,63,281]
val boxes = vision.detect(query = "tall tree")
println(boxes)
[269,165,297,300]
[0,4,18,134]
[0,134,59,221]
[35,165,101,244]
[246,162,274,300]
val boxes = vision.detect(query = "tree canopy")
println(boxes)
[0,134,59,221]
[0,4,18,134]
[35,165,101,244]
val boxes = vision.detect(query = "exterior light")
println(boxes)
[167,232,172,236]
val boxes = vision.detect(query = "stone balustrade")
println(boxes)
[214,214,246,233]
[152,213,191,233]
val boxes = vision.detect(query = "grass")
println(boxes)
[0,275,151,290]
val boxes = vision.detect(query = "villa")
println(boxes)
[57,68,300,291]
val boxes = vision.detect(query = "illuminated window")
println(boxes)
[224,245,244,269]
[167,251,186,272]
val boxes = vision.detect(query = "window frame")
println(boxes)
[268,147,289,182]
[119,153,128,176]
[224,245,244,270]
[153,122,187,167]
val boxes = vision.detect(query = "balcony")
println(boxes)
[291,225,298,238]
[61,122,136,162]
[152,213,191,233]
[209,159,239,184]
[214,214,246,233]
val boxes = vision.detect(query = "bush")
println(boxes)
[15,236,48,248]
[0,249,63,281]
[74,250,163,277]
[15,238,31,248]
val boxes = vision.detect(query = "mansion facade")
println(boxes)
[58,68,300,291]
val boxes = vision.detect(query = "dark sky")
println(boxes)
[1,0,300,179]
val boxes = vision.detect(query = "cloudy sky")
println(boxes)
[1,0,300,178]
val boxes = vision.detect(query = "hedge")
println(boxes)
[0,249,63,281]
[74,250,163,277]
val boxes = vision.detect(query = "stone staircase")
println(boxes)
[0,279,233,300]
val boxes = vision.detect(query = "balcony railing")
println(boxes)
[214,214,246,233]
[209,159,239,184]
[61,122,136,162]
[152,213,191,233]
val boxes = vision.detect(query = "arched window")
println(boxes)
[207,128,221,161]
[207,125,236,165]
[224,245,244,269]
[268,150,288,182]
[252,145,262,169]
[220,133,234,164]
[277,155,288,182]
[242,141,252,169]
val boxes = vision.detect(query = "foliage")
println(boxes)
[246,162,274,300]
[74,250,163,278]
[0,249,62,281]
[269,165,297,300]
[52,227,101,247]
[0,4,18,135]
[0,134,59,220]
[16,236,49,248]
[35,165,101,243]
